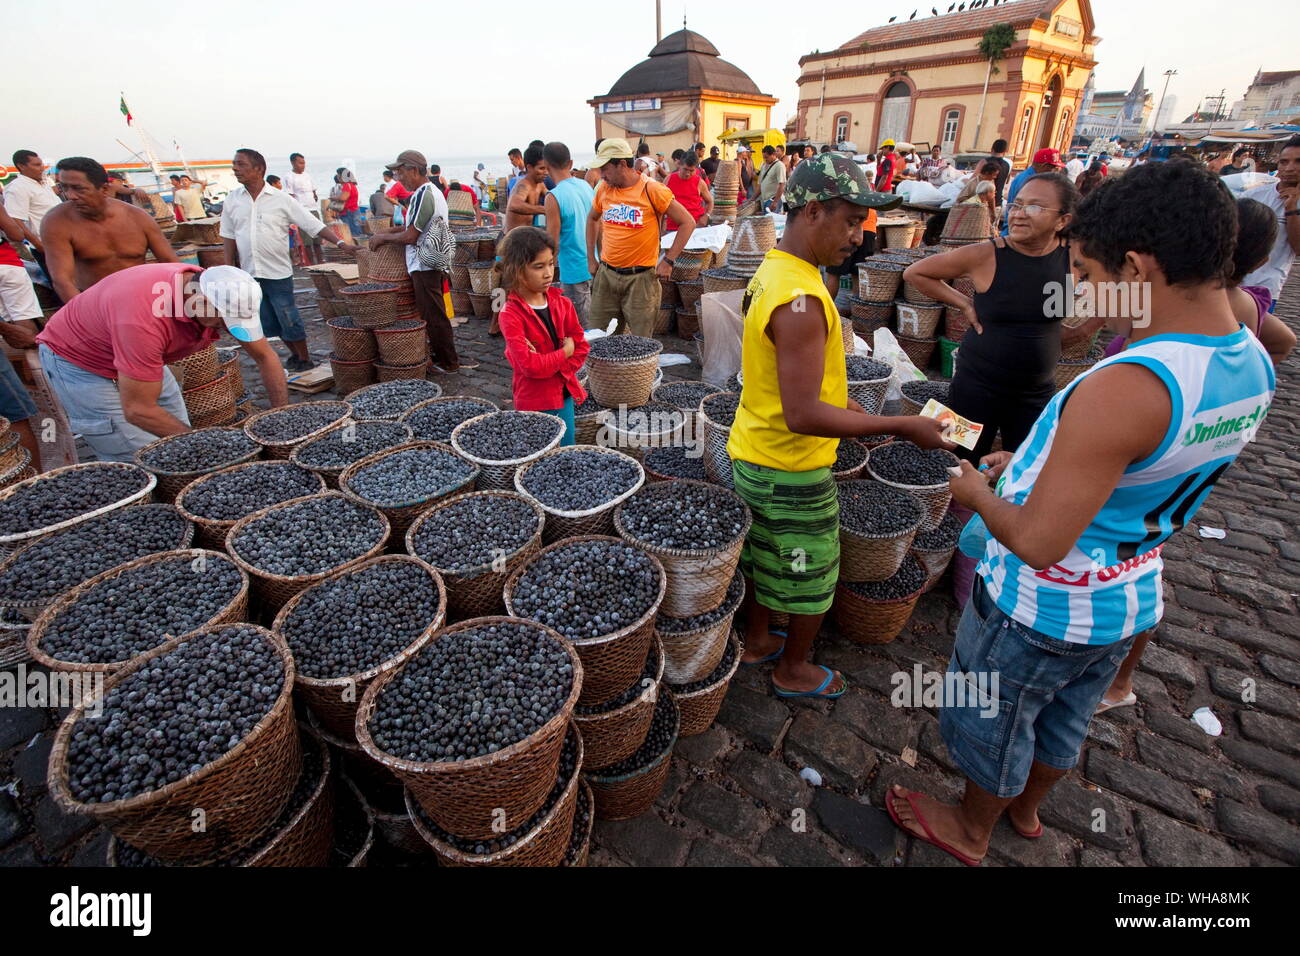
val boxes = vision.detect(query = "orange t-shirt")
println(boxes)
[593,179,673,269]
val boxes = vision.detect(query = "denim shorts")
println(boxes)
[939,577,1134,797]
[0,350,37,422]
[256,277,306,343]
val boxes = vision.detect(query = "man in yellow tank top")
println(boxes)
[727,154,950,698]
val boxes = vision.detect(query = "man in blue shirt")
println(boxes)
[1001,147,1065,235]
[543,141,596,326]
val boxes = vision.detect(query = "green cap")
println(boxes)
[784,153,903,212]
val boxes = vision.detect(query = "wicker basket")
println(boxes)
[866,446,958,532]
[945,306,972,341]
[698,393,738,488]
[468,292,493,318]
[654,573,743,684]
[596,406,686,463]
[171,345,221,389]
[0,432,22,473]
[613,480,749,619]
[373,319,428,366]
[504,535,665,706]
[881,222,918,249]
[339,283,399,329]
[468,261,497,295]
[584,690,678,821]
[575,642,663,768]
[846,366,894,417]
[562,779,594,866]
[514,446,644,543]
[850,297,895,325]
[902,281,942,307]
[1055,348,1103,391]
[0,611,30,669]
[26,548,248,676]
[676,278,703,312]
[450,263,471,290]
[668,632,742,736]
[0,462,155,557]
[328,318,378,361]
[366,216,392,235]
[182,371,237,424]
[225,492,390,611]
[450,289,474,318]
[654,305,676,336]
[47,623,301,864]
[450,411,565,491]
[310,273,335,296]
[366,242,409,282]
[289,418,414,489]
[274,555,446,741]
[833,575,924,645]
[134,427,262,503]
[670,248,710,280]
[404,490,544,620]
[898,380,950,418]
[244,401,352,459]
[857,261,905,302]
[174,461,326,549]
[677,304,701,340]
[658,275,680,307]
[338,441,479,536]
[837,480,924,583]
[913,541,957,591]
[585,340,663,410]
[329,353,376,395]
[895,301,944,339]
[355,616,581,840]
[405,721,582,866]
[700,268,748,295]
[334,774,377,866]
[941,202,992,242]
[896,333,939,370]
[218,357,246,406]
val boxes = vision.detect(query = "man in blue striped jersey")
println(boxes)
[887,161,1277,865]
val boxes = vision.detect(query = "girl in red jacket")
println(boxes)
[495,227,589,444]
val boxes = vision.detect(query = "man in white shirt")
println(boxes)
[220,148,356,371]
[283,152,324,265]
[4,149,60,287]
[370,149,477,374]
[1242,136,1300,309]
[1065,152,1087,182]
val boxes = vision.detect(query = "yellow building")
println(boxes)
[588,29,777,157]
[795,0,1098,166]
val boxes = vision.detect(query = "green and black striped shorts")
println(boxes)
[731,459,840,616]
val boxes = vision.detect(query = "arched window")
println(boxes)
[834,112,851,144]
[1016,104,1036,155]
[879,82,912,146]
[1057,107,1073,153]
[941,109,960,153]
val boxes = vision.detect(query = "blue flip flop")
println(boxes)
[741,630,788,666]
[773,665,847,699]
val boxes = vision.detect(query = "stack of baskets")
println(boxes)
[195,245,225,268]
[615,480,749,739]
[503,537,670,823]
[698,391,739,488]
[938,202,992,249]
[878,218,919,250]
[333,281,428,379]
[851,258,905,336]
[177,345,239,427]
[833,478,926,644]
[725,215,776,277]
[448,228,501,320]
[709,161,740,224]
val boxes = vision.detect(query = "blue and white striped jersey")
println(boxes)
[979,326,1276,645]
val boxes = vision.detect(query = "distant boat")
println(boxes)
[1,158,236,207]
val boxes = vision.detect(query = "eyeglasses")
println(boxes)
[1007,201,1060,216]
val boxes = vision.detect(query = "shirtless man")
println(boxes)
[505,144,548,233]
[41,156,177,303]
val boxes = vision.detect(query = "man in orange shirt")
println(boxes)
[585,138,696,336]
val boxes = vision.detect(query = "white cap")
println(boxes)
[198,266,265,343]
[735,144,750,153]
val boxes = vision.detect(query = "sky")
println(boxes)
[6,0,1298,167]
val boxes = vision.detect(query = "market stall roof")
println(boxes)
[1193,126,1300,144]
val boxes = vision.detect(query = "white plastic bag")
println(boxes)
[896,180,946,205]
[699,290,745,386]
[658,354,692,367]
[872,328,927,401]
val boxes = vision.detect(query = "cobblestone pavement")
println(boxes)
[2,273,1297,867]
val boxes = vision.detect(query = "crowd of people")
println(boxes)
[1,129,1296,866]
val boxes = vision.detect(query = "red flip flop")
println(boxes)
[885,788,982,867]
[1011,819,1043,839]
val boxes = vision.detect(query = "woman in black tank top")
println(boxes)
[903,173,1098,460]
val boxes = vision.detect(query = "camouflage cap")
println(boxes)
[784,153,903,212]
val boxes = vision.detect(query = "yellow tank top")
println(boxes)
[726,249,847,472]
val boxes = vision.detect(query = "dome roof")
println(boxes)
[606,29,764,98]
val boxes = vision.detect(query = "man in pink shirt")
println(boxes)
[36,263,288,461]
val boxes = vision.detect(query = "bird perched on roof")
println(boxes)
[909,9,917,19]
[889,15,897,21]
[948,3,955,9]
[931,6,938,13]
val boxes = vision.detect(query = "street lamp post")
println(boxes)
[1149,69,1177,151]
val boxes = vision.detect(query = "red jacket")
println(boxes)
[499,287,589,411]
